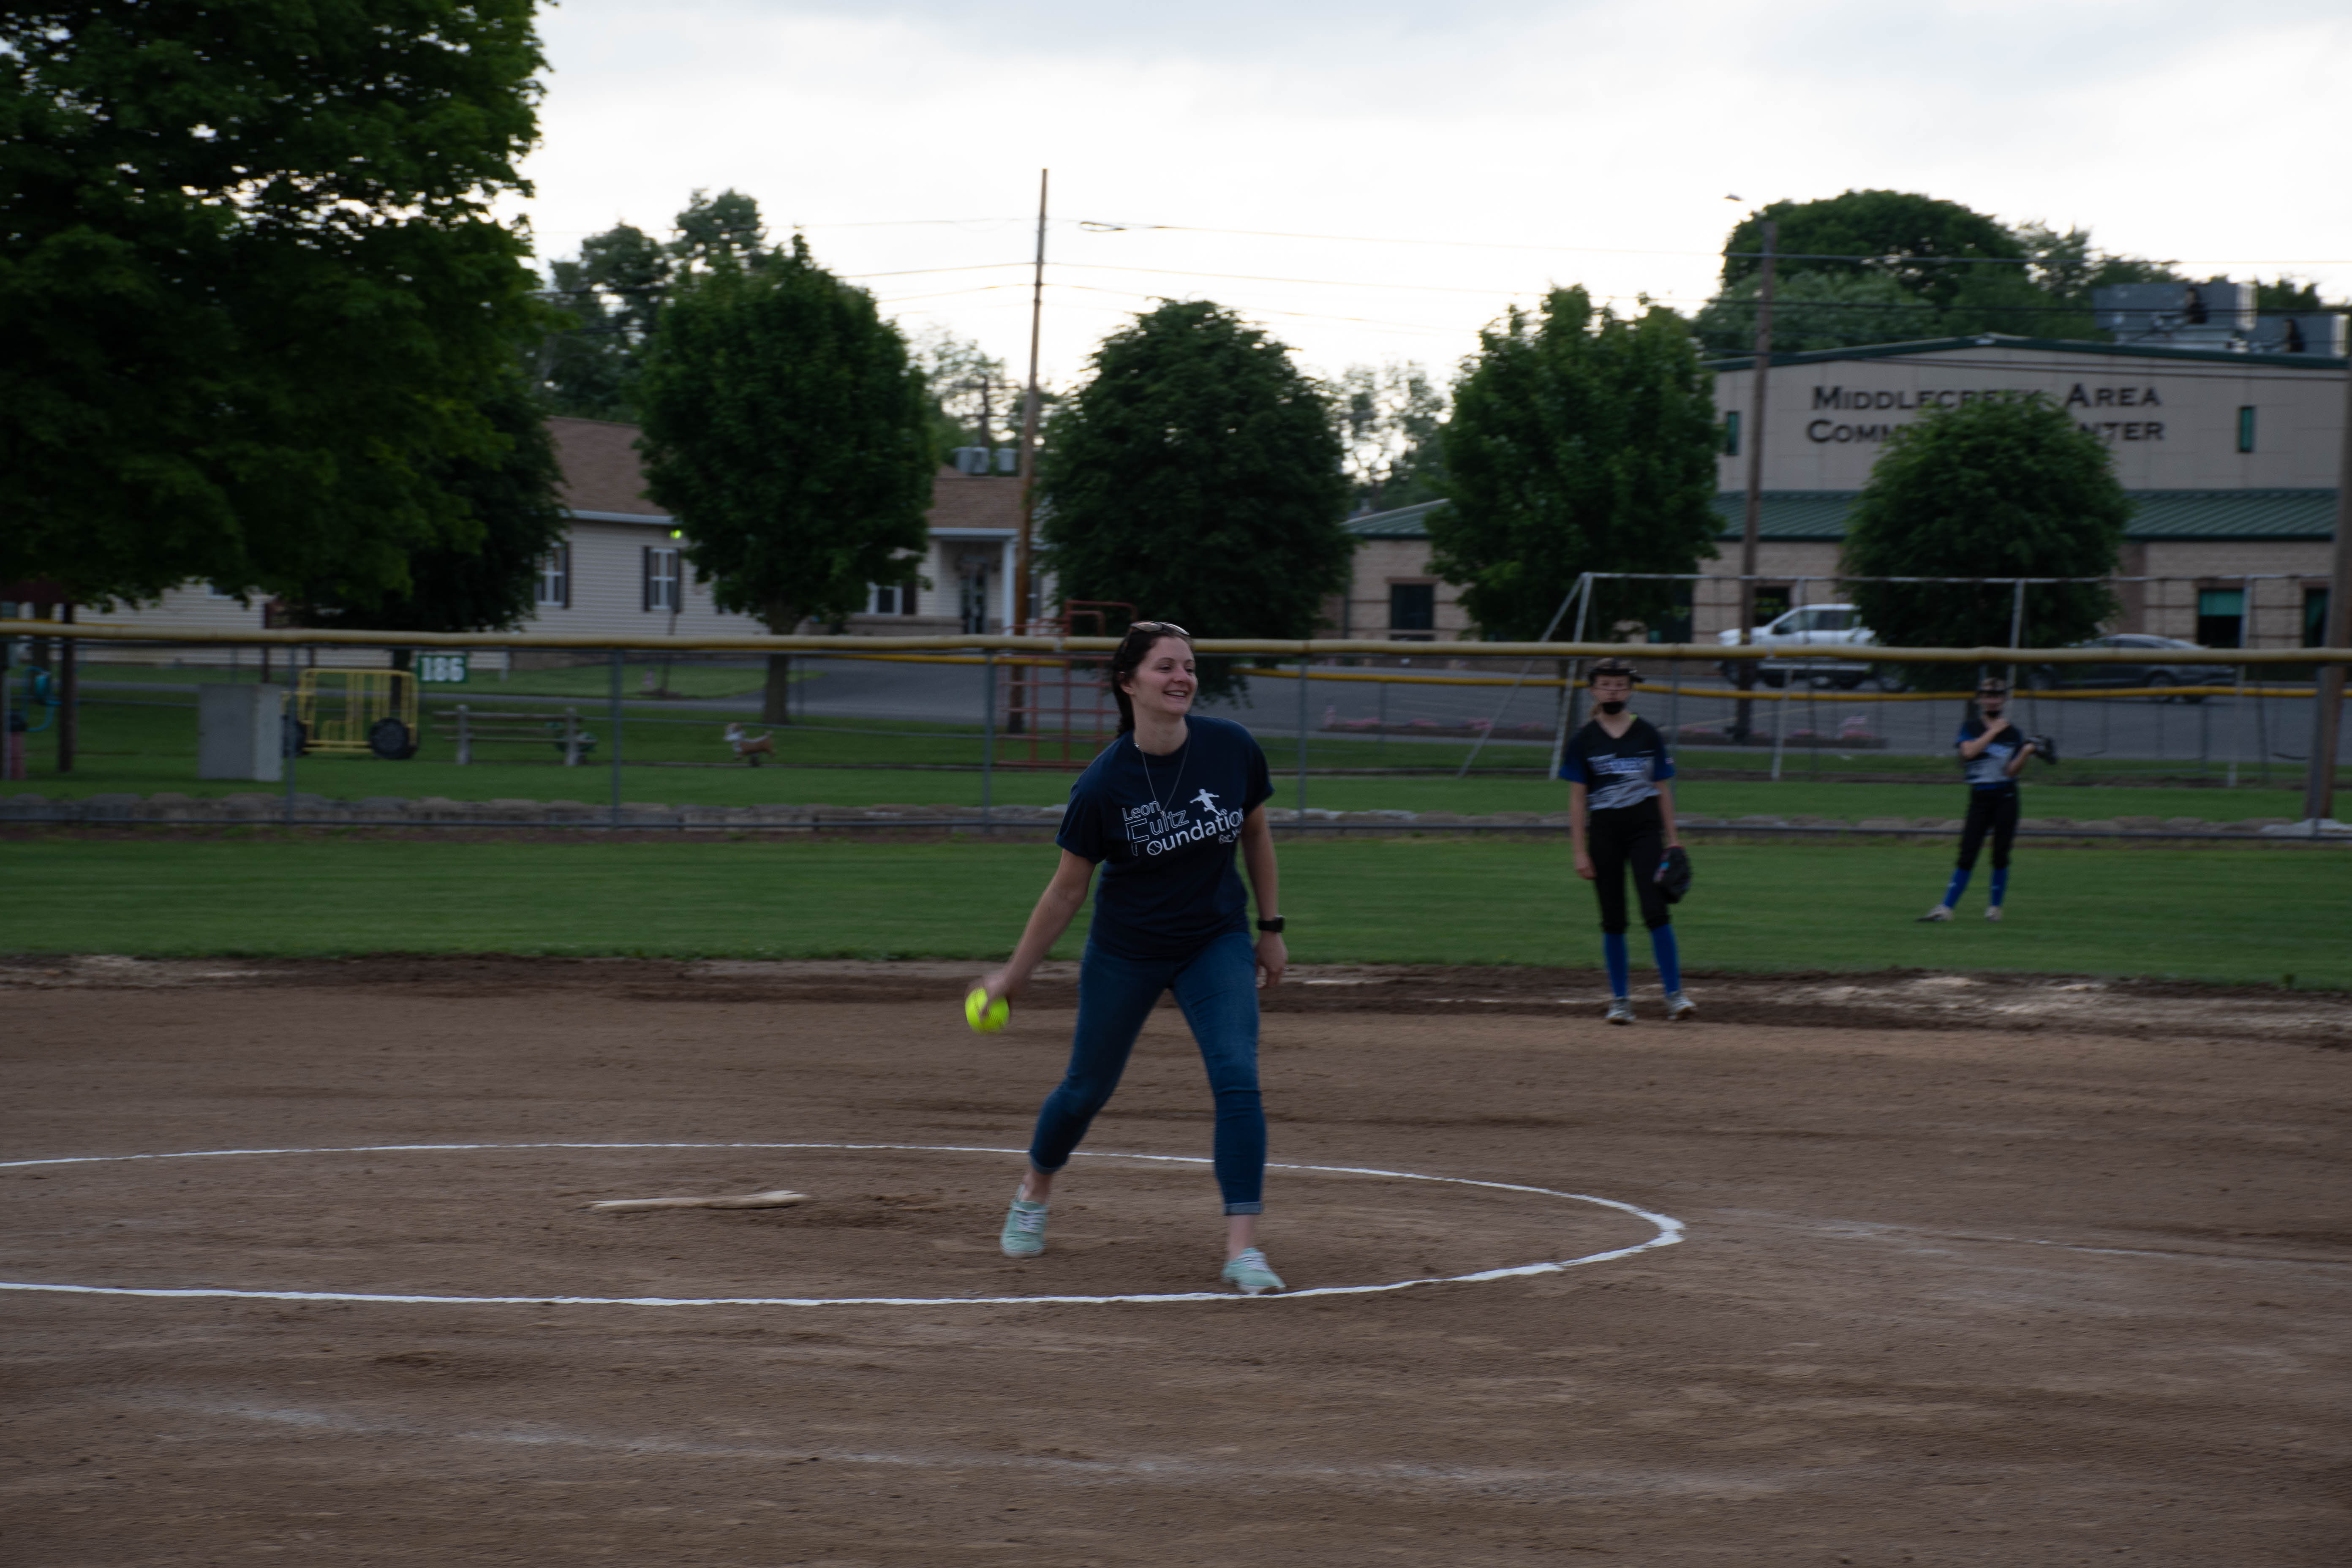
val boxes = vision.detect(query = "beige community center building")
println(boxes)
[1339,331,2345,652]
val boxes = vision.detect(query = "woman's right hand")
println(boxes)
[975,967,1017,1008]
[1573,851,1597,881]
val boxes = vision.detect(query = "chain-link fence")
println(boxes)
[4,629,2347,829]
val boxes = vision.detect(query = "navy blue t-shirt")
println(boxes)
[1056,716,1274,960]
[1558,716,1675,812]
[1956,716,2024,789]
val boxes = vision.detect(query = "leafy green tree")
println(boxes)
[909,326,1018,466]
[1723,190,2026,315]
[2012,222,2180,314]
[536,191,771,421]
[2253,278,2326,312]
[670,189,768,270]
[1935,262,2071,340]
[296,370,569,642]
[637,237,935,721]
[1037,300,1352,697]
[1840,396,2128,673]
[1429,289,1720,641]
[1710,196,2183,351]
[0,0,547,607]
[1694,269,1930,357]
[1336,362,1448,512]
[539,223,671,420]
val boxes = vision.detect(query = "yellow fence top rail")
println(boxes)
[4,620,2349,665]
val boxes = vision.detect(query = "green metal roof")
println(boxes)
[2120,489,2341,539]
[1344,500,1448,539]
[1710,489,2339,542]
[1701,332,2348,373]
[1353,488,2338,544]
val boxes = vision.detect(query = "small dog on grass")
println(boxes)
[724,723,776,766]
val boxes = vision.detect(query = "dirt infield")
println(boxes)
[3,963,2346,1565]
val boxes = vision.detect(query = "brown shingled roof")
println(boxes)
[550,417,663,517]
[553,422,1022,531]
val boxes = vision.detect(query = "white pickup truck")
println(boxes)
[1716,603,1881,688]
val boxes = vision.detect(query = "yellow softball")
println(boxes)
[964,987,1009,1033]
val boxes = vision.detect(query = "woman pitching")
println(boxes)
[972,622,1290,1295]
[1563,658,1694,1025]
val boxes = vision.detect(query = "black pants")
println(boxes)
[1590,797,1671,935]
[1956,785,2020,872]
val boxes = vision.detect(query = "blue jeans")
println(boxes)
[1027,929,1266,1214]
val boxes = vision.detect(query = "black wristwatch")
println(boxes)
[1256,917,1285,934]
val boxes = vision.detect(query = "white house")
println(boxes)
[45,416,1028,665]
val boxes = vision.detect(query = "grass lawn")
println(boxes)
[1,837,2342,987]
[5,697,2311,824]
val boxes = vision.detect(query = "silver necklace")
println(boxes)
[1136,727,1189,815]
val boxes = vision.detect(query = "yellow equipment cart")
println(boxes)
[295,669,421,759]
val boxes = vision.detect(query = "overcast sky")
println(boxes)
[506,0,2352,391]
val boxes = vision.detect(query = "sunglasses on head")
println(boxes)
[1127,620,1190,638]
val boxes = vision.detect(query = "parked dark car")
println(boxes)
[2028,634,2235,701]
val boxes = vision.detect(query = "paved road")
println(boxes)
[787,658,2347,771]
[72,658,2349,770]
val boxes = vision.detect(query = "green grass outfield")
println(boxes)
[5,694,2309,824]
[1,838,2342,987]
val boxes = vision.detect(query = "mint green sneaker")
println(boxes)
[999,1194,1048,1258]
[1221,1247,1285,1296]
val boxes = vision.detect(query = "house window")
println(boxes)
[2307,588,2332,648]
[2237,406,2257,454]
[535,547,570,609]
[1723,410,1741,457]
[1750,585,1791,626]
[642,547,680,612]
[871,583,919,615]
[1388,583,1435,633]
[2196,588,2243,650]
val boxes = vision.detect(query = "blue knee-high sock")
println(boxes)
[1989,868,2009,907]
[1602,933,1630,999]
[1942,868,1972,909]
[1649,925,1682,994]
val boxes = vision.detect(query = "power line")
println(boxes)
[1046,282,1466,335]
[1075,218,2352,268]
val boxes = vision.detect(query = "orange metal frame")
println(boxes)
[999,601,1134,769]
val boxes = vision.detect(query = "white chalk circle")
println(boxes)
[0,1141,1684,1308]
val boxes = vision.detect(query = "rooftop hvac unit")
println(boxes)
[2251,313,2346,356]
[952,446,991,475]
[2094,280,2256,341]
[995,447,1019,474]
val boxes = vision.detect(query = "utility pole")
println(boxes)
[1003,171,1048,738]
[1732,218,1777,743]
[2301,340,2352,824]
[1014,169,1048,632]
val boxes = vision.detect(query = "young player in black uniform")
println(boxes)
[1918,676,2040,923]
[1562,659,1693,1025]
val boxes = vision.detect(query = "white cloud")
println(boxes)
[509,0,2352,384]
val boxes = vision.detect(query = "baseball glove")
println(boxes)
[1655,844,1693,904]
